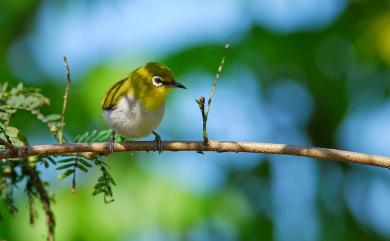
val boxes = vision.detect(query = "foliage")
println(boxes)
[0,82,115,240]
[0,82,61,146]
[92,156,116,204]
[74,129,125,143]
[74,130,118,203]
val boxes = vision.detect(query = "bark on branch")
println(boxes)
[1,140,390,169]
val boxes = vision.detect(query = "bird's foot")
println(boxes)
[152,131,162,154]
[108,130,116,154]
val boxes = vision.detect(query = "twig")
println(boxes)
[58,56,72,144]
[71,156,79,194]
[196,43,230,145]
[195,97,207,142]
[2,140,390,169]
[206,43,229,117]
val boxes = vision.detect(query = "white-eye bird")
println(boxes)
[101,62,186,152]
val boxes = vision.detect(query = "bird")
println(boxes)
[101,62,186,153]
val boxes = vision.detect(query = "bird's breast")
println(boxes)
[103,94,165,138]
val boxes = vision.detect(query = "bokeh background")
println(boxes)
[1,0,390,240]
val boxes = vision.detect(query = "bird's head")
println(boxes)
[130,62,186,110]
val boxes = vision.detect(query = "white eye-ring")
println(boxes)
[152,76,164,87]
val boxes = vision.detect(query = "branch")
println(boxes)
[195,97,207,142]
[1,140,390,169]
[58,56,72,144]
[196,43,230,144]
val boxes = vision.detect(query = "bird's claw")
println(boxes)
[108,130,116,154]
[152,131,163,154]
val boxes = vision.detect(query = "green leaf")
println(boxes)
[44,156,56,165]
[0,82,8,92]
[35,113,46,122]
[92,157,115,203]
[75,129,114,143]
[46,114,61,121]
[5,126,19,137]
[4,108,16,114]
[78,159,93,168]
[95,130,112,142]
[75,132,89,143]
[75,163,88,173]
[43,161,49,168]
[58,158,77,163]
[92,189,100,196]
[109,178,116,185]
[94,160,109,167]
[56,163,75,170]
[93,182,105,189]
[58,169,75,180]
[89,130,98,137]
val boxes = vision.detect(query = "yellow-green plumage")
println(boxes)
[101,62,175,111]
[101,62,185,139]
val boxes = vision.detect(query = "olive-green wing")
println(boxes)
[101,77,130,110]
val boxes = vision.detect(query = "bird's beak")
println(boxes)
[169,81,186,89]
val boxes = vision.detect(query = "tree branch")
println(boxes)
[1,140,390,169]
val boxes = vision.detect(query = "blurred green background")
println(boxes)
[2,0,390,240]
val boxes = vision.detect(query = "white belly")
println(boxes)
[103,94,165,138]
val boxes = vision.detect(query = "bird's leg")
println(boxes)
[152,131,162,154]
[108,130,116,153]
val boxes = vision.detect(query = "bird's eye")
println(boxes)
[152,76,163,87]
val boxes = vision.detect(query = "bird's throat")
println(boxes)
[140,93,165,111]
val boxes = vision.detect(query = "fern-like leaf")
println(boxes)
[92,156,116,204]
